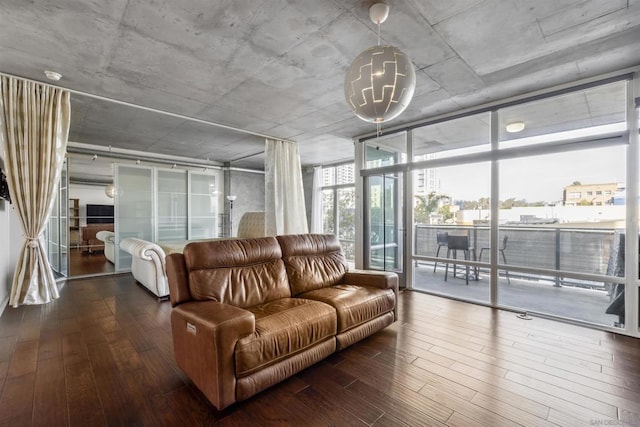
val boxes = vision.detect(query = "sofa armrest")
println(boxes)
[166,253,191,306]
[120,237,170,297]
[96,230,115,244]
[171,301,255,410]
[120,235,166,266]
[344,270,399,321]
[120,237,166,261]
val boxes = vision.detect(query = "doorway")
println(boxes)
[68,154,116,277]
[364,172,405,287]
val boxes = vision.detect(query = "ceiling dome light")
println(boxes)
[369,2,389,24]
[44,70,62,81]
[344,3,416,124]
[505,121,525,133]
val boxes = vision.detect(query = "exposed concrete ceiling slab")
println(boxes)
[1,0,639,172]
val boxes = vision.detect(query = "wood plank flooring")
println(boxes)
[68,248,115,276]
[0,274,639,426]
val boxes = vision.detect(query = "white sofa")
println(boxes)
[96,230,116,264]
[119,211,265,299]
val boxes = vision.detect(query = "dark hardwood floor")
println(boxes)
[0,275,639,426]
[68,248,115,276]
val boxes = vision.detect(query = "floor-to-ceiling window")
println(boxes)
[495,81,628,326]
[356,73,639,337]
[411,113,491,303]
[320,163,356,261]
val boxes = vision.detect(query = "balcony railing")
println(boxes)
[414,224,623,289]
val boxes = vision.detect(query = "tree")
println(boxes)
[572,181,582,186]
[437,205,454,222]
[414,192,448,224]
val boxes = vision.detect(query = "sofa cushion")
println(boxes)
[300,285,396,333]
[183,237,291,308]
[235,298,336,377]
[276,234,348,296]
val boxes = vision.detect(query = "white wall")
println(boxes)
[0,158,23,315]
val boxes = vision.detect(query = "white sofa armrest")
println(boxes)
[120,237,166,262]
[96,230,115,244]
[120,237,169,298]
[97,231,116,264]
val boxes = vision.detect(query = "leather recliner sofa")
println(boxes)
[119,211,267,299]
[166,233,398,410]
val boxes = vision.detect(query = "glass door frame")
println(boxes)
[362,172,406,287]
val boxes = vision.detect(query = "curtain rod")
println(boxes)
[0,71,296,144]
[67,145,224,170]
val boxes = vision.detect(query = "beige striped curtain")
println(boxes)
[0,76,70,306]
[264,138,309,236]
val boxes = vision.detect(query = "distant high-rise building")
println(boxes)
[414,154,439,195]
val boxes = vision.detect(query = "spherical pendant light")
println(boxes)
[344,3,416,124]
[344,45,416,123]
[105,183,117,198]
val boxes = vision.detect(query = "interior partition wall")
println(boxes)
[115,164,223,272]
[356,70,639,337]
[116,165,154,270]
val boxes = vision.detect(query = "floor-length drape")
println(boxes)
[0,77,70,306]
[310,165,323,233]
[265,138,308,236]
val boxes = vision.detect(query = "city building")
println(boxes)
[562,182,622,206]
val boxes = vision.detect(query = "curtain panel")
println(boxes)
[264,138,308,236]
[310,165,323,233]
[0,77,70,306]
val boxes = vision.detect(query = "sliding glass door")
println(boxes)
[46,159,68,277]
[157,169,188,241]
[116,165,153,271]
[365,172,405,285]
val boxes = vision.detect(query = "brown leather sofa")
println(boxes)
[166,233,398,410]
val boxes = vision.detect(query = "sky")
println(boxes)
[436,145,627,203]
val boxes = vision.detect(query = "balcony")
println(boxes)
[413,225,626,328]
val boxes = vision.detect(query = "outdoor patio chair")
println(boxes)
[478,235,511,284]
[444,234,478,285]
[432,231,449,272]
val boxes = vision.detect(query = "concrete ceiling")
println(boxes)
[1,0,639,170]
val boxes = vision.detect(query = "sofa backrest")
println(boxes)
[180,236,291,308]
[276,234,347,296]
[237,211,265,238]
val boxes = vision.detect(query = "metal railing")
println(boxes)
[414,224,622,289]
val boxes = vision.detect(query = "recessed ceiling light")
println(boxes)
[505,121,525,133]
[44,70,62,81]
